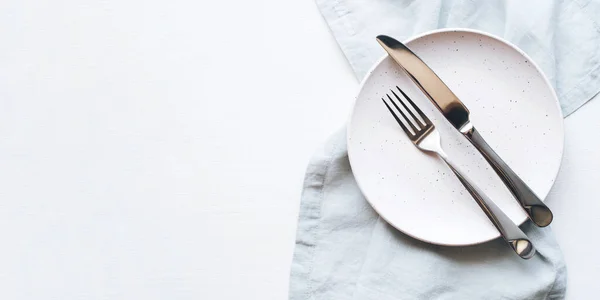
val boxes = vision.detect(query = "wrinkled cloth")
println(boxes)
[285,0,600,299]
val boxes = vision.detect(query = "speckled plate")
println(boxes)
[347,29,564,246]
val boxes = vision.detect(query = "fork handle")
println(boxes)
[440,156,536,259]
[464,127,553,227]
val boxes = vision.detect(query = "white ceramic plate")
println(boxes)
[347,29,564,246]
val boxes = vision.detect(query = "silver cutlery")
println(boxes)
[383,86,535,259]
[376,35,553,227]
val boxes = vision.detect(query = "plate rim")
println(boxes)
[346,28,565,246]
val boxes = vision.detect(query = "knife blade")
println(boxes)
[377,34,553,227]
[376,35,472,133]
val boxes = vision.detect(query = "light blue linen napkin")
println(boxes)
[289,0,600,299]
[316,0,600,117]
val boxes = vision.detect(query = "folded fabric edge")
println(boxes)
[288,130,342,300]
[560,63,600,117]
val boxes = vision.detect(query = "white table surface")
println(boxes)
[0,1,598,299]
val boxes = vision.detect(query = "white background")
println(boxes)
[0,0,598,299]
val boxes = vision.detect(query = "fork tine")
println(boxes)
[396,86,431,126]
[390,89,424,128]
[387,94,419,133]
[382,98,412,137]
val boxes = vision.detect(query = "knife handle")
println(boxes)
[439,154,535,259]
[465,127,553,227]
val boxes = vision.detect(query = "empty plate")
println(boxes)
[347,29,564,246]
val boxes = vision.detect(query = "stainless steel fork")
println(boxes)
[382,86,535,259]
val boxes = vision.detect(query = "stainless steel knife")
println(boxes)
[376,35,553,227]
